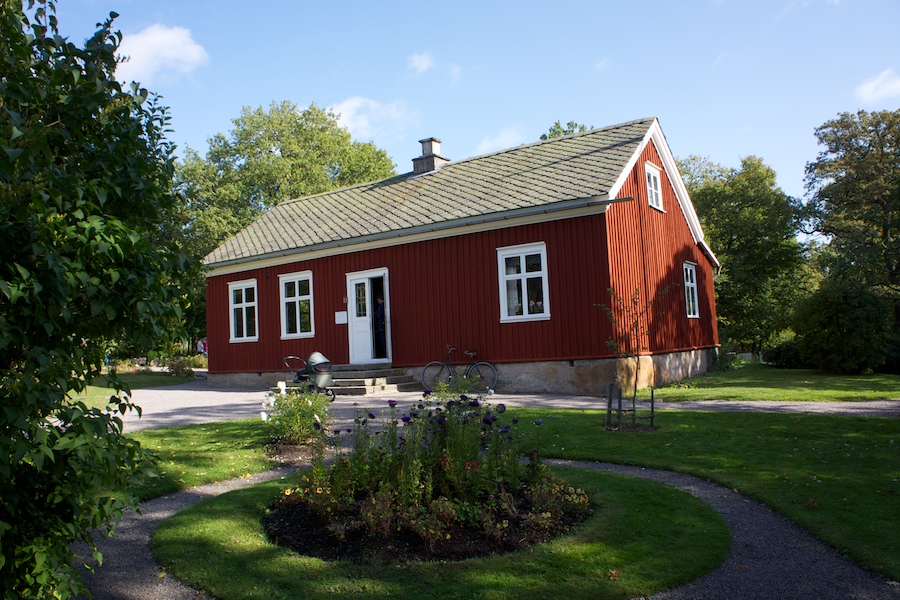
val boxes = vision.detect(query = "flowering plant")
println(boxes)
[267,382,590,559]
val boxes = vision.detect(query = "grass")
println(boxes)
[129,419,274,500]
[76,371,195,410]
[151,466,730,600]
[641,362,900,402]
[133,365,900,594]
[514,409,900,580]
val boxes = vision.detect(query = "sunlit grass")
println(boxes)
[151,467,730,600]
[641,362,900,402]
[129,419,274,500]
[515,408,900,579]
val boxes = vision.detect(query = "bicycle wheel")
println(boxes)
[421,361,452,389]
[466,361,498,392]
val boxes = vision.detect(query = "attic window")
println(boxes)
[645,162,663,210]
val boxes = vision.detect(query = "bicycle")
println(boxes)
[421,345,498,393]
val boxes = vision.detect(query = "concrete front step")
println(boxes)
[330,365,422,396]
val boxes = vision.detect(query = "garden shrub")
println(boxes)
[262,389,331,446]
[794,278,891,374]
[164,356,195,377]
[266,387,591,561]
[762,331,810,369]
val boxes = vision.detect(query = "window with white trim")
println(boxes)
[645,162,663,210]
[683,262,699,318]
[280,271,314,338]
[229,279,258,342]
[498,242,550,322]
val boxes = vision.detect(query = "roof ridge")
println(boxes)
[442,116,658,168]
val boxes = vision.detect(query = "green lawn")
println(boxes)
[132,364,900,592]
[151,467,730,600]
[514,409,900,580]
[643,362,900,402]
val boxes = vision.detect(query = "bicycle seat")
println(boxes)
[464,350,477,358]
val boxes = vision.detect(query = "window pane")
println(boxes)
[233,307,244,338]
[299,299,311,332]
[298,279,310,296]
[505,256,521,275]
[245,306,256,337]
[245,286,255,303]
[526,277,544,314]
[233,289,243,305]
[506,280,522,315]
[355,283,367,317]
[525,253,542,273]
[285,302,297,334]
[284,281,295,298]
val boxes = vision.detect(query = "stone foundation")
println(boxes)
[421,348,717,396]
[209,348,718,394]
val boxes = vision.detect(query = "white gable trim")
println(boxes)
[608,119,719,271]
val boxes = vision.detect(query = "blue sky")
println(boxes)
[57,0,900,199]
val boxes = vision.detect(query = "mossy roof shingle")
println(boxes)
[204,117,654,267]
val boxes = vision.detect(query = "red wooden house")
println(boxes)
[203,117,719,393]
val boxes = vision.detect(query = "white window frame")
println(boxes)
[228,279,259,343]
[683,262,699,319]
[645,162,663,211]
[497,242,551,323]
[279,271,314,339]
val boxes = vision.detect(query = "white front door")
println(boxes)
[346,269,390,364]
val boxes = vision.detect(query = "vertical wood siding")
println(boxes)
[604,141,718,355]
[207,215,619,373]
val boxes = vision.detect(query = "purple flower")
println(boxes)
[482,417,493,426]
[534,419,543,426]
[368,412,376,420]
[418,403,425,410]
[423,388,432,396]
[401,415,411,423]
[346,428,352,433]
[468,399,481,408]
[496,403,506,413]
[460,395,469,401]
[387,399,397,407]
[313,421,321,430]
[512,417,519,424]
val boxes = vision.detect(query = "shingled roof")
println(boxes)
[204,117,658,270]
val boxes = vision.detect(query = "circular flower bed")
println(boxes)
[264,387,592,563]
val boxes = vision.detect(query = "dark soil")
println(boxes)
[263,501,591,564]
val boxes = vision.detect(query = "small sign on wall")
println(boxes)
[335,311,348,325]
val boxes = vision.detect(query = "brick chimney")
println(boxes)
[412,137,450,174]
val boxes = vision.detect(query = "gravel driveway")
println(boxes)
[79,380,900,599]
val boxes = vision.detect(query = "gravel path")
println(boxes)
[78,382,900,599]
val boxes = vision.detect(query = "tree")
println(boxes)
[804,109,900,300]
[539,120,591,140]
[0,3,192,596]
[794,278,891,374]
[171,101,396,340]
[680,155,807,354]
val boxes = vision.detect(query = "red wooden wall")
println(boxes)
[604,141,718,355]
[207,215,618,373]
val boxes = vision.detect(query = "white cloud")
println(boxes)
[595,58,611,71]
[476,127,524,154]
[329,97,417,141]
[408,52,436,75]
[116,24,208,86]
[855,69,900,103]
